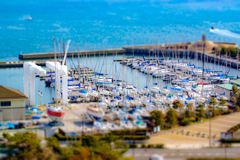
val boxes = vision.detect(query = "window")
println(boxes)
[0,101,11,106]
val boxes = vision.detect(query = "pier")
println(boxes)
[19,48,125,59]
[6,39,239,70]
[0,60,62,68]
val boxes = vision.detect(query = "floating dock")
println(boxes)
[0,60,62,68]
[19,48,125,60]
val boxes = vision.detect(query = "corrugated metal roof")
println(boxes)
[0,85,28,100]
[217,83,240,91]
[230,79,240,86]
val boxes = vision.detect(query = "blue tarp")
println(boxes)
[186,97,194,100]
[79,90,87,93]
[137,115,141,120]
[32,116,41,119]
[220,92,225,95]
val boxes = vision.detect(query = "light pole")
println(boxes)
[209,109,212,148]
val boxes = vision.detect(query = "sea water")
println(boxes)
[0,0,240,104]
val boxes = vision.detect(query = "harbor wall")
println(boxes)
[19,48,125,59]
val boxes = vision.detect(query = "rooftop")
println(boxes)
[230,79,240,86]
[0,85,28,100]
[217,83,240,91]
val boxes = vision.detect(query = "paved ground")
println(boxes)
[124,148,240,160]
[149,112,240,149]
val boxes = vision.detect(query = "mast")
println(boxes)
[201,40,205,96]
[77,43,81,82]
[53,38,58,104]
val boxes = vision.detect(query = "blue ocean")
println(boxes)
[0,0,240,104]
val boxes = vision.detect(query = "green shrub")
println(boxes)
[120,157,135,160]
[155,144,164,148]
[122,135,148,140]
[222,138,240,143]
[129,144,138,148]
[114,141,128,149]
[141,144,146,148]
[187,158,240,160]
[55,133,80,141]
[111,129,148,135]
[181,118,191,126]
[147,144,154,148]
[227,124,240,134]
[223,109,232,115]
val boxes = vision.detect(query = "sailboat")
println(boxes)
[47,39,70,124]
[87,105,105,119]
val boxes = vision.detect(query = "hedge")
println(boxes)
[55,133,80,141]
[140,144,164,148]
[147,144,155,148]
[55,133,148,141]
[121,135,148,140]
[188,158,240,160]
[227,124,240,134]
[111,129,148,135]
[222,138,240,143]
[155,144,164,148]
[129,144,138,148]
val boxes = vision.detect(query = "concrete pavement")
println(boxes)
[124,148,240,160]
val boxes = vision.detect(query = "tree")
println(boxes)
[2,131,51,160]
[81,135,99,147]
[196,104,206,120]
[165,108,178,128]
[172,99,184,115]
[219,98,227,114]
[232,84,239,95]
[181,118,191,126]
[187,103,194,111]
[150,110,165,128]
[208,97,218,117]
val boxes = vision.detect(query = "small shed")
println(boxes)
[0,85,28,121]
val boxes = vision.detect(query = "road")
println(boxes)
[124,148,240,160]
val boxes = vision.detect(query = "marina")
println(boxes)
[1,37,239,140]
[2,0,240,159]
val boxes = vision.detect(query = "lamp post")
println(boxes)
[209,109,212,148]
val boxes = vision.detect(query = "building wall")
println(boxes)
[0,99,26,121]
[215,86,231,100]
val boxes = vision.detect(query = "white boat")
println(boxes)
[99,102,108,109]
[130,99,141,106]
[80,126,91,133]
[88,89,99,97]
[114,109,128,120]
[87,105,105,118]
[119,99,131,107]
[109,99,119,107]
[141,86,150,95]
[134,120,146,129]
[185,97,195,104]
[94,121,105,130]
[141,98,151,106]
[0,123,9,130]
[99,89,110,95]
[145,104,157,112]
[78,90,88,98]
[196,96,206,103]
[47,105,65,122]
[129,111,142,120]
[161,88,170,95]
[151,86,160,93]
[106,122,119,130]
[120,120,133,129]
[102,97,110,105]
[28,17,33,20]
